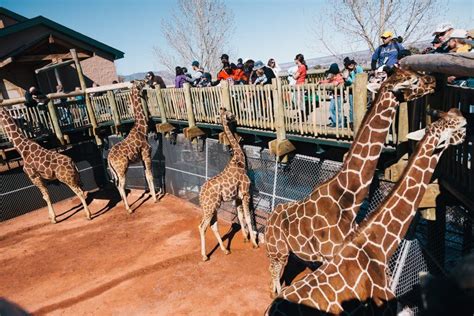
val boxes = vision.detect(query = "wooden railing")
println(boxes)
[0,75,401,149]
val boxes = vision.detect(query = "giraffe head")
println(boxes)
[379,68,436,101]
[407,108,466,148]
[219,107,236,125]
[130,80,147,98]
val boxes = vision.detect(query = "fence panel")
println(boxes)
[115,90,134,122]
[90,93,113,125]
[161,88,187,120]
[229,84,275,130]
[145,88,162,118]
[191,86,222,124]
[0,105,54,141]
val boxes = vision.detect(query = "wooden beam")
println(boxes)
[400,53,474,77]
[17,52,90,62]
[35,59,75,74]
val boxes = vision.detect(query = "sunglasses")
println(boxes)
[381,36,388,40]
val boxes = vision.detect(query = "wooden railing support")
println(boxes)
[182,83,204,141]
[106,91,121,134]
[268,78,295,162]
[70,49,101,145]
[47,100,65,145]
[353,72,368,134]
[218,80,240,145]
[154,86,175,136]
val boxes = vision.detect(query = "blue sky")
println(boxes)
[2,0,473,75]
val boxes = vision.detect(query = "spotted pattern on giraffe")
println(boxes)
[107,80,159,213]
[266,108,466,315]
[265,68,436,297]
[198,108,258,261]
[0,106,91,223]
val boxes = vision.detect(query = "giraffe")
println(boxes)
[107,80,158,213]
[266,108,467,315]
[265,68,436,296]
[198,107,258,261]
[0,105,91,223]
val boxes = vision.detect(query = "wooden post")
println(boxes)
[47,99,65,145]
[70,48,101,145]
[154,86,174,135]
[397,102,409,143]
[218,80,239,145]
[182,83,204,141]
[353,72,368,134]
[107,90,121,134]
[268,78,295,162]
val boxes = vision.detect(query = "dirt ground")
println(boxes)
[0,191,279,315]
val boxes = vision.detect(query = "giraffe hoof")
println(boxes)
[202,255,209,261]
[127,209,133,214]
[243,238,249,243]
[252,243,259,249]
[50,218,57,224]
[224,249,230,255]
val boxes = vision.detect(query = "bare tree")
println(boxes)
[154,0,234,76]
[312,0,441,56]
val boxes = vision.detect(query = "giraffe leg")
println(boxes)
[69,185,91,220]
[117,176,132,213]
[210,216,230,256]
[241,192,258,248]
[236,203,249,242]
[29,176,56,223]
[269,256,287,297]
[198,212,213,261]
[142,151,157,203]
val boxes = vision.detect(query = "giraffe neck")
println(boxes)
[221,112,245,164]
[0,107,33,159]
[327,87,400,209]
[131,87,147,135]
[355,129,444,261]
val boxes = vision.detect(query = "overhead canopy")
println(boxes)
[0,33,93,69]
[400,53,474,77]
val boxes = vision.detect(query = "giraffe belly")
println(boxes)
[221,185,238,201]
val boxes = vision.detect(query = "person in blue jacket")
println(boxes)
[371,31,404,70]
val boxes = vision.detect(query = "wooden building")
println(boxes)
[0,7,124,99]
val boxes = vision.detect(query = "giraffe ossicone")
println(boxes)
[266,108,466,316]
[198,107,258,262]
[264,68,436,297]
[107,80,160,213]
[0,106,91,223]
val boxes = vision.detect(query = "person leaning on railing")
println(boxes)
[23,86,49,136]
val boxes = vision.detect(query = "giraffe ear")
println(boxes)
[436,130,452,149]
[406,128,426,141]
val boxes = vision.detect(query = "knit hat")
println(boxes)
[220,54,229,60]
[325,63,340,75]
[191,60,199,67]
[343,57,356,67]
[253,60,265,70]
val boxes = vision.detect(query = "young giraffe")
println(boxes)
[266,108,466,315]
[0,105,91,223]
[108,80,157,213]
[265,68,436,296]
[198,108,258,261]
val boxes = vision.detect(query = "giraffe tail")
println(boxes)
[74,164,85,189]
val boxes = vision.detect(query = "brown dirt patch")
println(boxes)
[0,192,275,315]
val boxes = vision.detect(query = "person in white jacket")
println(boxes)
[267,58,281,76]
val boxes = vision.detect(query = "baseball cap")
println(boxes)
[432,23,454,36]
[381,31,393,38]
[253,60,265,70]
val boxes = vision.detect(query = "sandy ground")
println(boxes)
[0,191,277,315]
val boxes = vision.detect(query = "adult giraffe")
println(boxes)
[0,103,91,223]
[265,68,436,296]
[108,80,158,213]
[198,108,258,261]
[266,108,466,315]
